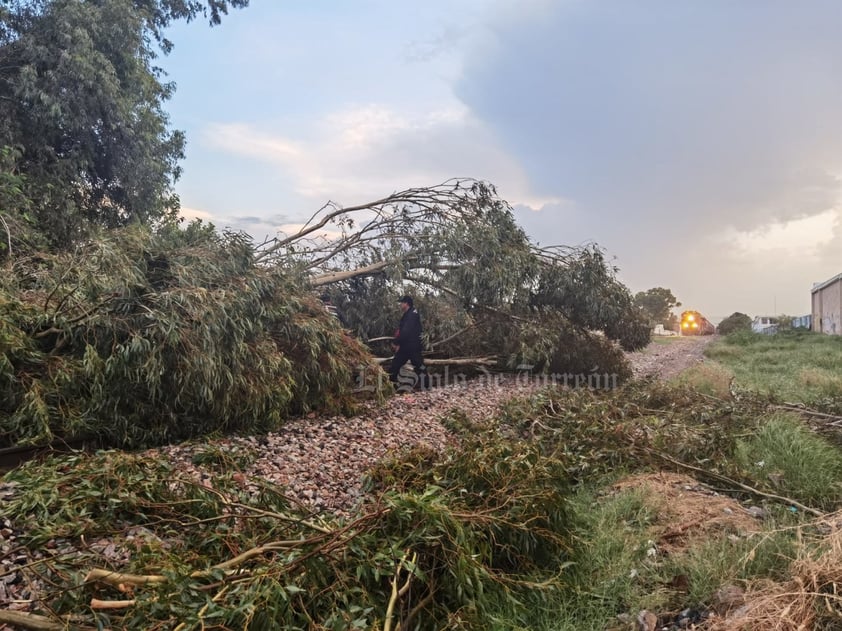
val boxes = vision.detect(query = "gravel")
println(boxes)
[153,376,544,518]
[626,336,716,380]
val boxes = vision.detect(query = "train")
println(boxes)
[680,310,715,336]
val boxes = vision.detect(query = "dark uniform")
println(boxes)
[390,298,429,390]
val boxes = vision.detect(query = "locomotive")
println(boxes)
[680,310,715,336]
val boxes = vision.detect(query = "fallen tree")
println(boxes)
[0,223,377,449]
[1,433,573,630]
[259,179,649,377]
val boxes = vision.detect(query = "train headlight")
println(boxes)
[687,314,695,322]
[692,322,698,328]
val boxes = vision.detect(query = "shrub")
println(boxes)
[717,312,752,335]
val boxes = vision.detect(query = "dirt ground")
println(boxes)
[626,334,718,381]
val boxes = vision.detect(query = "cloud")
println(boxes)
[179,206,214,221]
[720,208,839,257]
[457,1,842,231]
[403,25,468,64]
[454,0,842,316]
[202,103,559,211]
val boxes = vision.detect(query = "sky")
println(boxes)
[160,0,842,322]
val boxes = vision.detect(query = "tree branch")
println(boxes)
[429,323,475,350]
[643,447,825,517]
[310,260,392,286]
[0,611,91,631]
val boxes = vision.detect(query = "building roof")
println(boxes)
[812,272,842,294]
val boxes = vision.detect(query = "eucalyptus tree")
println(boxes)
[258,179,650,375]
[0,222,374,449]
[0,0,248,247]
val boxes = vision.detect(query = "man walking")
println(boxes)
[390,295,429,391]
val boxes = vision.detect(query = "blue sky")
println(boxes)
[160,0,842,321]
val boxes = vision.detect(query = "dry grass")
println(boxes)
[671,362,734,398]
[798,367,842,397]
[610,472,760,554]
[708,511,842,630]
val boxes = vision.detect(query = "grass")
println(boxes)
[733,412,842,511]
[704,330,842,403]
[481,485,669,630]
[664,527,799,605]
[672,361,734,398]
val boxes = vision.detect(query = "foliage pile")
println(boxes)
[0,224,376,448]
[492,381,842,629]
[496,379,842,519]
[497,381,757,481]
[5,371,842,629]
[1,431,572,630]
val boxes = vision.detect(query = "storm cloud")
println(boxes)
[455,0,842,316]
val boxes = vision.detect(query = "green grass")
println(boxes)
[733,412,842,511]
[663,528,798,606]
[484,478,808,630]
[482,485,669,630]
[705,330,842,403]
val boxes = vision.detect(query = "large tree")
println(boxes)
[633,287,681,328]
[260,180,650,376]
[0,0,247,246]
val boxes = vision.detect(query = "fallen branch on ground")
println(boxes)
[643,447,825,517]
[775,403,842,424]
[383,550,416,631]
[0,610,93,631]
[90,598,136,610]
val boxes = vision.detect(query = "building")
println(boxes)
[752,316,778,334]
[792,314,812,330]
[812,272,842,335]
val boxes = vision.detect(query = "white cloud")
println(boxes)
[179,206,214,221]
[204,123,303,163]
[202,103,558,213]
[720,208,839,257]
